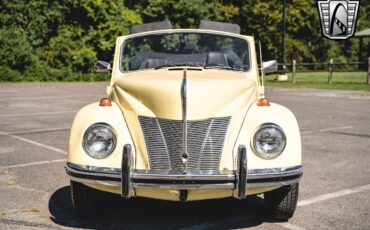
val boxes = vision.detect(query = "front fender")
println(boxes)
[234,102,302,170]
[67,102,135,169]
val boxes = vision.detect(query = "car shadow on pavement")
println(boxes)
[49,186,269,229]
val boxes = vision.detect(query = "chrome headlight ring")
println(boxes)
[82,123,117,159]
[252,123,286,159]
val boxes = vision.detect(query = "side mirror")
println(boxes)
[262,60,278,74]
[95,60,112,73]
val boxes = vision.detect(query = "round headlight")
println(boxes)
[83,123,116,159]
[253,123,286,159]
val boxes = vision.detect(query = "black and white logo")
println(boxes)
[318,0,360,40]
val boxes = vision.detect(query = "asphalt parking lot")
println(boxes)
[0,82,369,230]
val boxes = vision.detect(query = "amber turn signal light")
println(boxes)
[257,98,270,106]
[99,98,112,106]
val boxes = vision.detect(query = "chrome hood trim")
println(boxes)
[180,69,188,169]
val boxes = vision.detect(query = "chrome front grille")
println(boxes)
[139,116,230,172]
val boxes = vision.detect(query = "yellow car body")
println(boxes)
[66,24,302,205]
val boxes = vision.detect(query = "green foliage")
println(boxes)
[132,0,239,28]
[0,0,368,82]
[0,0,140,82]
[0,28,36,81]
[0,0,65,47]
[44,26,97,73]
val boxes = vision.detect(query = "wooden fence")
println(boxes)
[278,57,370,84]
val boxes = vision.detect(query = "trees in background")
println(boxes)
[0,0,141,81]
[0,0,368,81]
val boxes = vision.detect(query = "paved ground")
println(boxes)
[0,82,369,230]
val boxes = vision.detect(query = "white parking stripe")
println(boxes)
[301,125,353,134]
[298,184,370,207]
[2,159,66,169]
[0,127,70,136]
[276,222,306,230]
[0,95,97,101]
[0,110,75,118]
[0,131,67,155]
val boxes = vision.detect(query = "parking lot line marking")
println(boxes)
[301,125,353,134]
[0,127,70,136]
[298,184,370,207]
[0,147,15,154]
[0,95,97,101]
[0,131,67,155]
[329,131,370,139]
[276,222,306,230]
[0,110,75,118]
[2,159,66,169]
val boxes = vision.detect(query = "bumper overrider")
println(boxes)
[66,145,302,200]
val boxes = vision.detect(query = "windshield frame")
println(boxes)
[118,29,251,73]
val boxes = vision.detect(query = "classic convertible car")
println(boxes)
[66,21,302,220]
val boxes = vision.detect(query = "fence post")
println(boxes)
[328,59,333,84]
[292,59,296,84]
[367,57,370,84]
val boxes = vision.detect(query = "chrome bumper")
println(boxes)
[66,145,302,199]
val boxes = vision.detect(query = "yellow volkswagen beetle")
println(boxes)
[66,21,302,220]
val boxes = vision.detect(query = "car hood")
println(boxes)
[113,69,258,120]
[111,69,258,170]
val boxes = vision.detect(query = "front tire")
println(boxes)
[70,180,100,219]
[264,183,299,221]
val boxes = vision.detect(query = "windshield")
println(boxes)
[121,32,250,72]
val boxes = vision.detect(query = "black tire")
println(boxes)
[70,180,101,219]
[264,183,299,221]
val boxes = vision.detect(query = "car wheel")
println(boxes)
[264,183,299,221]
[70,180,100,219]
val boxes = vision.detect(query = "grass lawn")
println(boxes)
[265,72,370,91]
